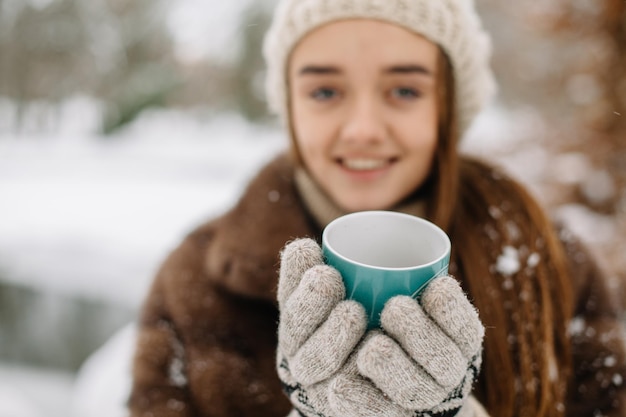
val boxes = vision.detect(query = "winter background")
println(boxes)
[0,1,624,416]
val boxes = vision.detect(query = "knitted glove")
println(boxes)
[277,238,368,417]
[331,276,485,417]
[277,239,485,417]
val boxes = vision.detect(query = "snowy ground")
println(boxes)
[0,102,619,416]
[0,363,74,417]
[0,110,287,308]
[0,107,287,417]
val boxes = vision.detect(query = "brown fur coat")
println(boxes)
[129,154,626,417]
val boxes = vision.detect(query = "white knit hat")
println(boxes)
[263,0,497,136]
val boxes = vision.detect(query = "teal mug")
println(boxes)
[322,211,451,328]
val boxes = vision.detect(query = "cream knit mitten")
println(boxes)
[277,238,485,417]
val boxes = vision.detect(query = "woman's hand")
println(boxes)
[277,238,485,417]
[277,238,368,416]
[330,276,485,416]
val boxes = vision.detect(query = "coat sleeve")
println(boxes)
[562,229,626,416]
[127,235,199,417]
[128,227,292,417]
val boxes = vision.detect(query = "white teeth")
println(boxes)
[342,158,388,171]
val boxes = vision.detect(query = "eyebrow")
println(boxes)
[298,65,341,75]
[298,64,433,77]
[386,64,432,76]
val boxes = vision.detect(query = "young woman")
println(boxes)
[128,1,626,416]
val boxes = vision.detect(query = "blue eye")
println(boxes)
[311,88,338,101]
[392,87,421,100]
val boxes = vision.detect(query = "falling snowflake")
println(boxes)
[568,316,586,336]
[604,356,617,367]
[527,253,540,268]
[496,246,521,275]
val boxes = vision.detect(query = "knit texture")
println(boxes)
[263,0,497,136]
[277,239,485,417]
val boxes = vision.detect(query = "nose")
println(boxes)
[339,94,387,146]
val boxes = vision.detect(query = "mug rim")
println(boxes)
[322,210,451,272]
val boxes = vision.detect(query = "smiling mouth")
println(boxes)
[338,157,397,171]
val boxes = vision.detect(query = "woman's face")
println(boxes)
[289,19,440,212]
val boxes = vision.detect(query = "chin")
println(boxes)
[336,197,395,213]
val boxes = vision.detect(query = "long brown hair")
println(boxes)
[285,38,574,416]
[428,50,574,417]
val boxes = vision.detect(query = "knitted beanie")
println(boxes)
[263,0,497,135]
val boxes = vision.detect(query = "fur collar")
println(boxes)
[200,152,429,305]
[203,153,317,303]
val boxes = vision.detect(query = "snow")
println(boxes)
[166,0,276,64]
[566,74,603,106]
[0,108,286,307]
[0,363,74,417]
[527,252,541,268]
[462,105,545,154]
[581,169,617,206]
[550,152,592,185]
[554,204,617,245]
[70,324,136,417]
[496,246,521,276]
[0,102,288,417]
[604,356,617,367]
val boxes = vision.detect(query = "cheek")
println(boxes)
[292,119,319,157]
[413,99,439,149]
[291,107,334,156]
[290,100,313,154]
[394,110,438,154]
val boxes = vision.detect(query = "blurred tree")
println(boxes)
[523,0,625,213]
[166,1,276,123]
[477,0,626,283]
[230,3,273,122]
[0,0,179,134]
[95,0,180,134]
[478,0,625,206]
[0,0,92,129]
